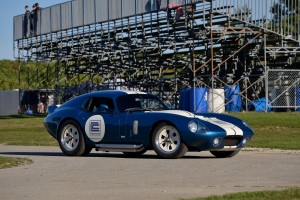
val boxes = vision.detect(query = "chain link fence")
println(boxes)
[267,69,300,111]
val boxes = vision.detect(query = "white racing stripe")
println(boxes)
[196,116,243,136]
[123,91,146,94]
[148,110,244,136]
[147,110,195,117]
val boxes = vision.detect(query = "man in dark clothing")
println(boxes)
[23,5,30,38]
[156,0,161,10]
[32,3,41,36]
[35,3,41,11]
[30,4,36,36]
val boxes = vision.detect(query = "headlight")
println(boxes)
[188,121,198,133]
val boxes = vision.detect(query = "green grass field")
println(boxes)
[184,188,300,200]
[0,115,56,146]
[231,112,300,150]
[0,112,299,149]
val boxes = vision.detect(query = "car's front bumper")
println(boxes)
[182,130,253,151]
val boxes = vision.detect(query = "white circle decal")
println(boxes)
[85,115,105,142]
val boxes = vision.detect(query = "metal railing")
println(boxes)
[14,0,201,40]
[209,0,300,42]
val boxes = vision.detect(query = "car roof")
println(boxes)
[82,90,147,98]
[60,90,148,108]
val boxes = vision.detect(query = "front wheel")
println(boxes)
[210,150,241,158]
[152,123,187,159]
[58,120,87,156]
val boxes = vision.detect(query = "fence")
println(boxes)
[267,69,300,111]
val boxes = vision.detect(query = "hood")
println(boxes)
[148,110,243,136]
[146,110,195,117]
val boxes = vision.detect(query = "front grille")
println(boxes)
[223,136,242,146]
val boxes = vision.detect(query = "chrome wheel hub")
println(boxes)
[61,124,80,151]
[156,126,180,154]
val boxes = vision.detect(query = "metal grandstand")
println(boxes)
[13,0,300,112]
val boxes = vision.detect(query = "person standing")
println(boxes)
[156,0,161,10]
[34,3,41,36]
[35,3,41,12]
[30,4,36,36]
[23,5,30,38]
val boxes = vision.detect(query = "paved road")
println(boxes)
[0,145,299,200]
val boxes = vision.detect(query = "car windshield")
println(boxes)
[117,94,169,112]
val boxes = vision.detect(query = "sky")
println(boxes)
[0,0,70,60]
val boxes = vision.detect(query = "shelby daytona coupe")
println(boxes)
[44,90,253,158]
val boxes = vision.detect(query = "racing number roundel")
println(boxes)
[85,115,105,142]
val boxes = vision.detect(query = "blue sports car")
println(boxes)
[44,90,253,158]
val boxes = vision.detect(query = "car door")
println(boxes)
[118,111,153,146]
[118,111,138,142]
[78,97,120,143]
[116,94,159,144]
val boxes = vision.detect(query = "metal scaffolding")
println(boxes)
[14,0,300,112]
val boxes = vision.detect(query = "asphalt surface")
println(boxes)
[0,145,299,200]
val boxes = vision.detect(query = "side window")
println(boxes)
[89,97,115,114]
[81,98,92,111]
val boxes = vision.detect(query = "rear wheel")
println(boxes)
[210,150,241,158]
[58,120,87,156]
[152,123,187,159]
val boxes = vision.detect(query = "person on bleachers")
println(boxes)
[30,4,36,36]
[156,0,161,10]
[35,3,41,11]
[32,3,41,36]
[23,5,30,38]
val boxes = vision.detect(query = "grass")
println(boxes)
[0,115,51,168]
[0,115,57,146]
[0,156,32,169]
[184,188,300,200]
[0,113,300,149]
[229,112,300,150]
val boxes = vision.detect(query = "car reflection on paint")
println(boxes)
[44,90,254,159]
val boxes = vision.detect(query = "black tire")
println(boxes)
[82,146,93,156]
[152,123,188,159]
[210,149,241,158]
[123,149,147,157]
[58,120,87,156]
